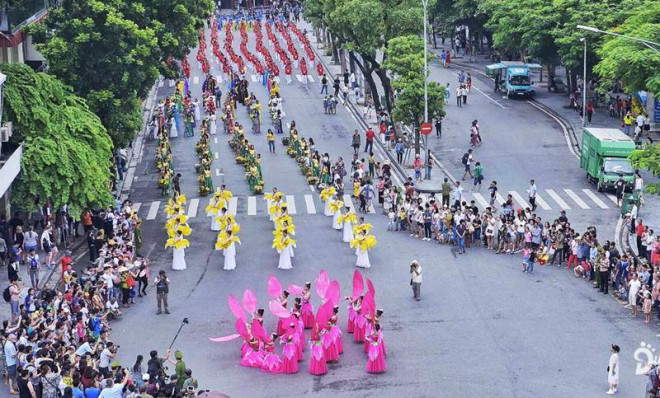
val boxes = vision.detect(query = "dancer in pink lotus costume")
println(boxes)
[366,324,387,373]
[352,296,367,342]
[261,333,283,373]
[329,306,343,355]
[308,331,328,375]
[276,291,290,336]
[300,282,315,329]
[281,325,299,374]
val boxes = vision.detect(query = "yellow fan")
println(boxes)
[338,213,357,225]
[165,237,190,249]
[176,194,187,206]
[319,187,336,202]
[329,200,344,214]
[352,223,373,235]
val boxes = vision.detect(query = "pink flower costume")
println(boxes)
[240,339,264,368]
[309,338,328,375]
[353,309,367,342]
[261,342,283,373]
[366,339,387,373]
[281,336,299,374]
[329,314,343,355]
[322,329,339,362]
[346,303,356,333]
[301,291,315,329]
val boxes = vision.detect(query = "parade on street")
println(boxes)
[0,0,659,397]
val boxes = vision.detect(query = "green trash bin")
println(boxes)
[620,193,640,217]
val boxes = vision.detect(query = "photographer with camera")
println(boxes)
[154,270,171,315]
[410,260,422,301]
[98,342,119,378]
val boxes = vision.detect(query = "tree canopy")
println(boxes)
[0,64,114,217]
[31,0,213,147]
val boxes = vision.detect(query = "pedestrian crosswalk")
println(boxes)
[133,193,376,222]
[132,187,616,222]
[455,188,615,212]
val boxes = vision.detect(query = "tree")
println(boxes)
[384,36,445,155]
[31,0,161,147]
[305,0,422,112]
[630,144,660,194]
[0,64,114,217]
[594,2,660,98]
[122,0,214,77]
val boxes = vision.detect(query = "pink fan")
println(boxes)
[228,294,245,321]
[363,292,376,319]
[209,334,241,342]
[315,270,330,299]
[235,318,249,341]
[366,278,376,298]
[251,318,268,342]
[325,280,340,306]
[269,299,292,319]
[242,289,258,314]
[352,270,364,300]
[315,300,333,329]
[287,283,304,295]
[267,275,283,299]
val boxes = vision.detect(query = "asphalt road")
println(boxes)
[110,21,658,398]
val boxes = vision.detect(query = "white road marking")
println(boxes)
[214,152,219,159]
[582,189,609,209]
[146,201,160,220]
[193,76,199,85]
[296,74,303,82]
[527,101,580,160]
[251,74,257,82]
[495,192,506,206]
[247,196,257,215]
[509,191,530,209]
[474,86,506,109]
[307,75,314,83]
[228,197,238,216]
[285,195,297,214]
[216,75,223,84]
[304,194,316,214]
[343,194,354,212]
[471,192,489,209]
[545,189,570,210]
[215,169,220,177]
[132,202,142,214]
[214,137,218,144]
[168,80,175,87]
[534,194,552,210]
[564,189,590,209]
[309,185,316,192]
[606,194,618,205]
[187,198,199,217]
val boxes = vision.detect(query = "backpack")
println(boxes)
[461,153,469,165]
[3,286,10,302]
[29,256,38,270]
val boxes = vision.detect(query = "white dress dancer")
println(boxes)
[223,241,237,270]
[210,114,217,135]
[332,206,342,230]
[323,199,333,217]
[356,247,370,269]
[172,237,187,271]
[278,240,294,270]
[194,100,202,122]
[343,218,354,243]
[169,118,178,138]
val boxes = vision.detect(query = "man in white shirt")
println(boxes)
[452,181,464,209]
[105,298,122,319]
[98,342,117,378]
[528,179,538,211]
[99,369,130,398]
[636,114,645,131]
[410,261,422,301]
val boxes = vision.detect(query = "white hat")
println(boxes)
[142,373,150,381]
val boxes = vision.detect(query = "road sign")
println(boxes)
[420,122,433,136]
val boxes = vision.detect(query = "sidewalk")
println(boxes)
[301,21,447,190]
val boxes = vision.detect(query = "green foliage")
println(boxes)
[385,36,445,130]
[630,144,660,194]
[594,2,660,98]
[31,0,213,147]
[0,64,114,217]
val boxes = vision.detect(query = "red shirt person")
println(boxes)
[364,127,375,153]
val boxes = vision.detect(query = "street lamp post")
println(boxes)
[577,25,660,55]
[422,0,430,180]
[580,37,587,129]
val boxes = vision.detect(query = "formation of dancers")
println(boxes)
[164,194,192,270]
[210,269,386,374]
[319,186,378,268]
[205,186,241,270]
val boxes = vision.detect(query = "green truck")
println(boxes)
[580,127,636,191]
